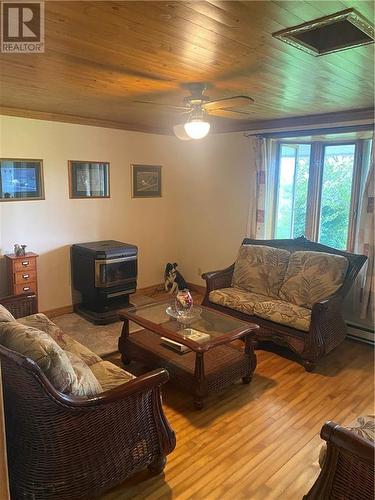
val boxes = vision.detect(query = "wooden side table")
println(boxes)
[5,253,39,312]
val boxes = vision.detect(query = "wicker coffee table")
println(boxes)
[118,300,258,409]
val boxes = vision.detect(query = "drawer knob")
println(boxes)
[22,261,29,267]
[22,274,29,279]
[23,286,30,291]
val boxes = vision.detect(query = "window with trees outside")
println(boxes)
[274,138,373,251]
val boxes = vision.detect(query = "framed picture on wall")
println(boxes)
[68,161,110,198]
[131,164,162,198]
[0,159,44,202]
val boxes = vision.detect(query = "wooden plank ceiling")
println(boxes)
[0,1,374,134]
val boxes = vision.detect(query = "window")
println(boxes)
[273,138,372,251]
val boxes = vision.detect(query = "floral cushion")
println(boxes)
[0,304,16,323]
[18,313,101,366]
[90,360,135,392]
[232,245,290,298]
[209,287,269,315]
[253,299,311,332]
[319,415,375,467]
[279,251,348,309]
[0,321,77,393]
[0,319,102,396]
[65,351,102,396]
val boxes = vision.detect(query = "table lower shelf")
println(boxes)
[120,328,256,408]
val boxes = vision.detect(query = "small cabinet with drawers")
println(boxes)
[5,252,39,311]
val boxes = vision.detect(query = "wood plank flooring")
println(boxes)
[101,292,374,500]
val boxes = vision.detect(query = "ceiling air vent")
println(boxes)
[273,8,374,56]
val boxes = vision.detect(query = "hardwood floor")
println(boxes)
[101,292,374,500]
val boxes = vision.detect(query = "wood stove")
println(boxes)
[71,240,138,324]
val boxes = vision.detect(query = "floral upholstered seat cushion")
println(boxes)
[0,304,16,323]
[18,313,101,366]
[232,245,290,298]
[253,300,311,332]
[0,320,102,396]
[90,360,135,392]
[279,251,348,309]
[319,415,375,467]
[209,287,269,315]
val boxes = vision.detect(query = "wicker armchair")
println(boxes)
[202,236,367,371]
[304,420,374,499]
[0,295,176,500]
[0,293,37,318]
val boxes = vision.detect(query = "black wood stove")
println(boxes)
[71,240,138,324]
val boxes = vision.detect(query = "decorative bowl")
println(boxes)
[166,305,202,324]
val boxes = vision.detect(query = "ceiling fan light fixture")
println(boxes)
[184,119,210,139]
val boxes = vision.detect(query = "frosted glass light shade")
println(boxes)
[173,124,191,141]
[184,119,210,139]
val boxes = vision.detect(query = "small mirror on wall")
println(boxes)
[0,159,44,201]
[68,160,110,198]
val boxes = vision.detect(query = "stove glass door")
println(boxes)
[95,257,137,287]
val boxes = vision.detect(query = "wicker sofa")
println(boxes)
[304,415,374,499]
[202,237,366,371]
[0,294,176,500]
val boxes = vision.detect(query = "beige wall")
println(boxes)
[171,134,253,285]
[0,116,180,310]
[0,115,255,311]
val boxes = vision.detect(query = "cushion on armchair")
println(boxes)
[232,245,290,298]
[17,312,135,394]
[0,321,102,396]
[279,251,349,308]
[90,360,135,391]
[18,313,102,366]
[0,304,16,323]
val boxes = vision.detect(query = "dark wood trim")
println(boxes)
[257,124,374,139]
[2,106,373,136]
[0,106,169,135]
[241,108,374,135]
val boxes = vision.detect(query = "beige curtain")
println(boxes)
[246,136,278,239]
[351,139,374,325]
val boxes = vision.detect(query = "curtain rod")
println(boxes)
[243,123,374,138]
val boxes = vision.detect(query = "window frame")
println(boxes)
[273,139,366,251]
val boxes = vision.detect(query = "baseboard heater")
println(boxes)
[346,322,374,346]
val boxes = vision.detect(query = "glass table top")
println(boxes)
[121,300,257,349]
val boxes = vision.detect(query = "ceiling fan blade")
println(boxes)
[204,96,254,111]
[209,108,252,120]
[132,100,189,111]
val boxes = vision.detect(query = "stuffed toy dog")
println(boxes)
[164,262,188,294]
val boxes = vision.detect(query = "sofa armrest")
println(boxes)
[310,290,343,314]
[0,293,37,318]
[304,421,374,499]
[201,264,235,294]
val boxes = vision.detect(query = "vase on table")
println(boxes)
[175,289,193,317]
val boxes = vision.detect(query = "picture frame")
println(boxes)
[0,159,45,202]
[131,164,162,198]
[68,160,110,199]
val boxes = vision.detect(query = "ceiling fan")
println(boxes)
[134,83,254,140]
